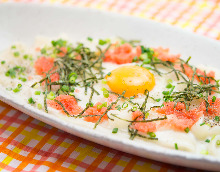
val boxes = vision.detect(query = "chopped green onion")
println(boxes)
[11,45,16,49]
[5,69,16,78]
[122,103,128,109]
[215,116,219,122]
[102,80,107,84]
[166,83,173,89]
[132,56,138,62]
[17,84,22,88]
[145,112,149,118]
[61,85,69,92]
[102,88,109,98]
[69,72,77,79]
[205,139,210,143]
[216,140,220,146]
[1,61,5,64]
[139,53,148,61]
[155,98,161,102]
[107,72,111,76]
[69,92,74,96]
[167,79,173,83]
[105,38,111,43]
[69,77,76,84]
[200,122,205,126]
[23,54,29,59]
[112,128,118,134]
[97,102,107,109]
[212,96,216,102]
[51,39,67,47]
[199,93,203,97]
[99,39,107,45]
[174,143,178,150]
[131,106,137,112]
[116,105,121,111]
[102,102,107,107]
[37,103,42,109]
[41,48,47,54]
[13,52,20,57]
[87,37,93,41]
[19,77,27,82]
[86,102,94,107]
[162,91,170,95]
[147,132,156,138]
[184,127,190,133]
[13,87,20,93]
[130,96,135,99]
[200,150,209,155]
[47,91,55,100]
[28,97,35,104]
[97,104,102,110]
[142,58,151,64]
[70,87,75,92]
[211,135,216,141]
[35,91,41,95]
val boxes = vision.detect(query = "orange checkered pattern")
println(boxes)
[0,0,220,171]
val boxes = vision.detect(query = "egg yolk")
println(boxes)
[105,66,155,97]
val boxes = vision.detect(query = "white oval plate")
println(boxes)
[1,3,220,171]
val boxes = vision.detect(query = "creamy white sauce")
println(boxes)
[1,36,220,157]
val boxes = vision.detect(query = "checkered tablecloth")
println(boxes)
[0,0,220,171]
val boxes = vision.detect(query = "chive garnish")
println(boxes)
[37,103,42,109]
[99,39,107,45]
[215,116,219,122]
[212,96,216,102]
[11,45,16,49]
[1,61,5,64]
[61,85,69,92]
[122,103,128,109]
[166,83,173,88]
[13,52,20,57]
[19,77,27,82]
[23,54,29,59]
[35,91,41,95]
[13,87,20,93]
[47,91,55,100]
[200,122,206,126]
[131,106,137,112]
[175,143,178,150]
[102,88,109,98]
[41,48,47,54]
[147,132,156,138]
[112,128,118,134]
[162,91,169,95]
[200,150,209,155]
[205,139,210,143]
[184,127,190,133]
[87,37,93,41]
[216,140,220,146]
[28,97,35,104]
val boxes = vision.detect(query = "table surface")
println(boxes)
[0,0,220,171]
